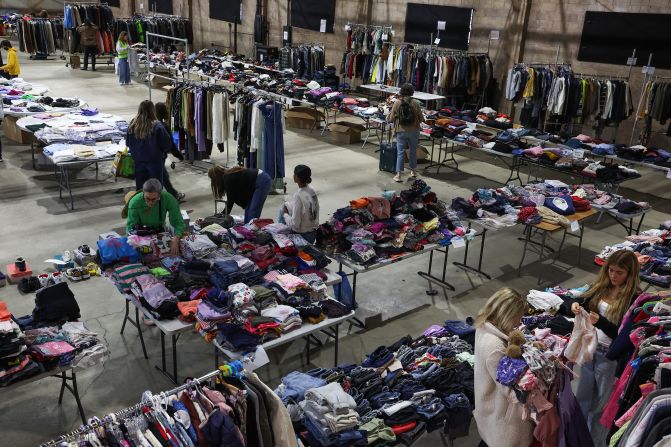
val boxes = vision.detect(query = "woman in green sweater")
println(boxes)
[125,178,185,255]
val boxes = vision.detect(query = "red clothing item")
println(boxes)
[392,421,417,435]
[0,301,11,321]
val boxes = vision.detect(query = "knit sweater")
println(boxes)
[473,322,534,447]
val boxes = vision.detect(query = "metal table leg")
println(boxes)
[120,300,130,334]
[57,370,86,424]
[518,226,531,276]
[417,248,456,292]
[453,227,492,279]
[134,307,148,359]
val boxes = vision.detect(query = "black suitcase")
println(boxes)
[379,127,396,173]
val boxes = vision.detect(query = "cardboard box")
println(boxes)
[285,106,325,129]
[329,121,366,145]
[69,55,80,69]
[406,144,430,162]
[2,116,34,144]
[286,115,317,130]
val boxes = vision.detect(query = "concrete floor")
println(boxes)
[0,50,669,446]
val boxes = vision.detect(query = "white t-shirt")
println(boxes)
[596,300,613,347]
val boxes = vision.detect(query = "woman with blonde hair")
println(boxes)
[208,165,272,223]
[559,249,640,443]
[473,287,532,447]
[116,30,130,85]
[127,100,173,191]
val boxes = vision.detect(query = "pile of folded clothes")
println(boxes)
[317,180,473,266]
[98,217,349,352]
[451,179,650,230]
[0,301,40,386]
[595,228,671,287]
[563,134,671,168]
[0,300,108,387]
[274,319,477,446]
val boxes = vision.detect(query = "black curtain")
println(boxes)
[209,0,242,23]
[404,3,473,50]
[290,0,335,33]
[578,11,671,69]
[148,0,173,15]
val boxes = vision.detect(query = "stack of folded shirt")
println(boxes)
[0,302,40,386]
[250,285,277,311]
[180,234,218,260]
[300,383,363,447]
[228,282,258,322]
[215,322,260,351]
[243,316,282,342]
[261,304,302,333]
[29,340,76,368]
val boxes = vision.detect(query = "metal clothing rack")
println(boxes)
[145,31,189,101]
[38,367,238,447]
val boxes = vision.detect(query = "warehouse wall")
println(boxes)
[6,0,671,143]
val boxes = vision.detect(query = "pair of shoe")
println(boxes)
[18,276,41,294]
[37,271,64,288]
[392,171,418,183]
[176,192,186,202]
[65,266,90,281]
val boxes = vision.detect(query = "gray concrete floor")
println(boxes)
[0,50,669,446]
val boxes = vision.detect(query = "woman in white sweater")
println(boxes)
[282,165,319,243]
[473,287,534,447]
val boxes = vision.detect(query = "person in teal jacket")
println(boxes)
[125,178,185,255]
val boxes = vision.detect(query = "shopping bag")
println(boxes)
[564,308,597,365]
[111,149,124,177]
[118,152,135,179]
[333,272,356,311]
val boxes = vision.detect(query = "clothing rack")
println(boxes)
[146,31,189,101]
[38,367,238,447]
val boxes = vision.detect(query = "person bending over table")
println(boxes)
[208,165,272,223]
[558,249,640,444]
[282,164,319,243]
[125,178,185,255]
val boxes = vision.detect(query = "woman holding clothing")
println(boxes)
[473,287,533,447]
[560,249,640,443]
[127,100,174,191]
[208,165,272,223]
[116,31,131,85]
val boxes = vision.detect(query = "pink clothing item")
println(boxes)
[523,146,544,157]
[575,134,593,142]
[600,361,634,428]
[276,274,307,293]
[615,382,655,427]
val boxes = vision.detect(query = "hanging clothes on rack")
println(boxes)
[113,16,192,48]
[279,44,325,80]
[165,82,230,162]
[38,365,299,447]
[231,89,286,190]
[638,79,671,138]
[64,3,115,55]
[16,18,65,55]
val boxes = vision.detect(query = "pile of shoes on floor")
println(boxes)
[14,245,100,294]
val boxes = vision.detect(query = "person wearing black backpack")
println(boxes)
[389,83,423,182]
